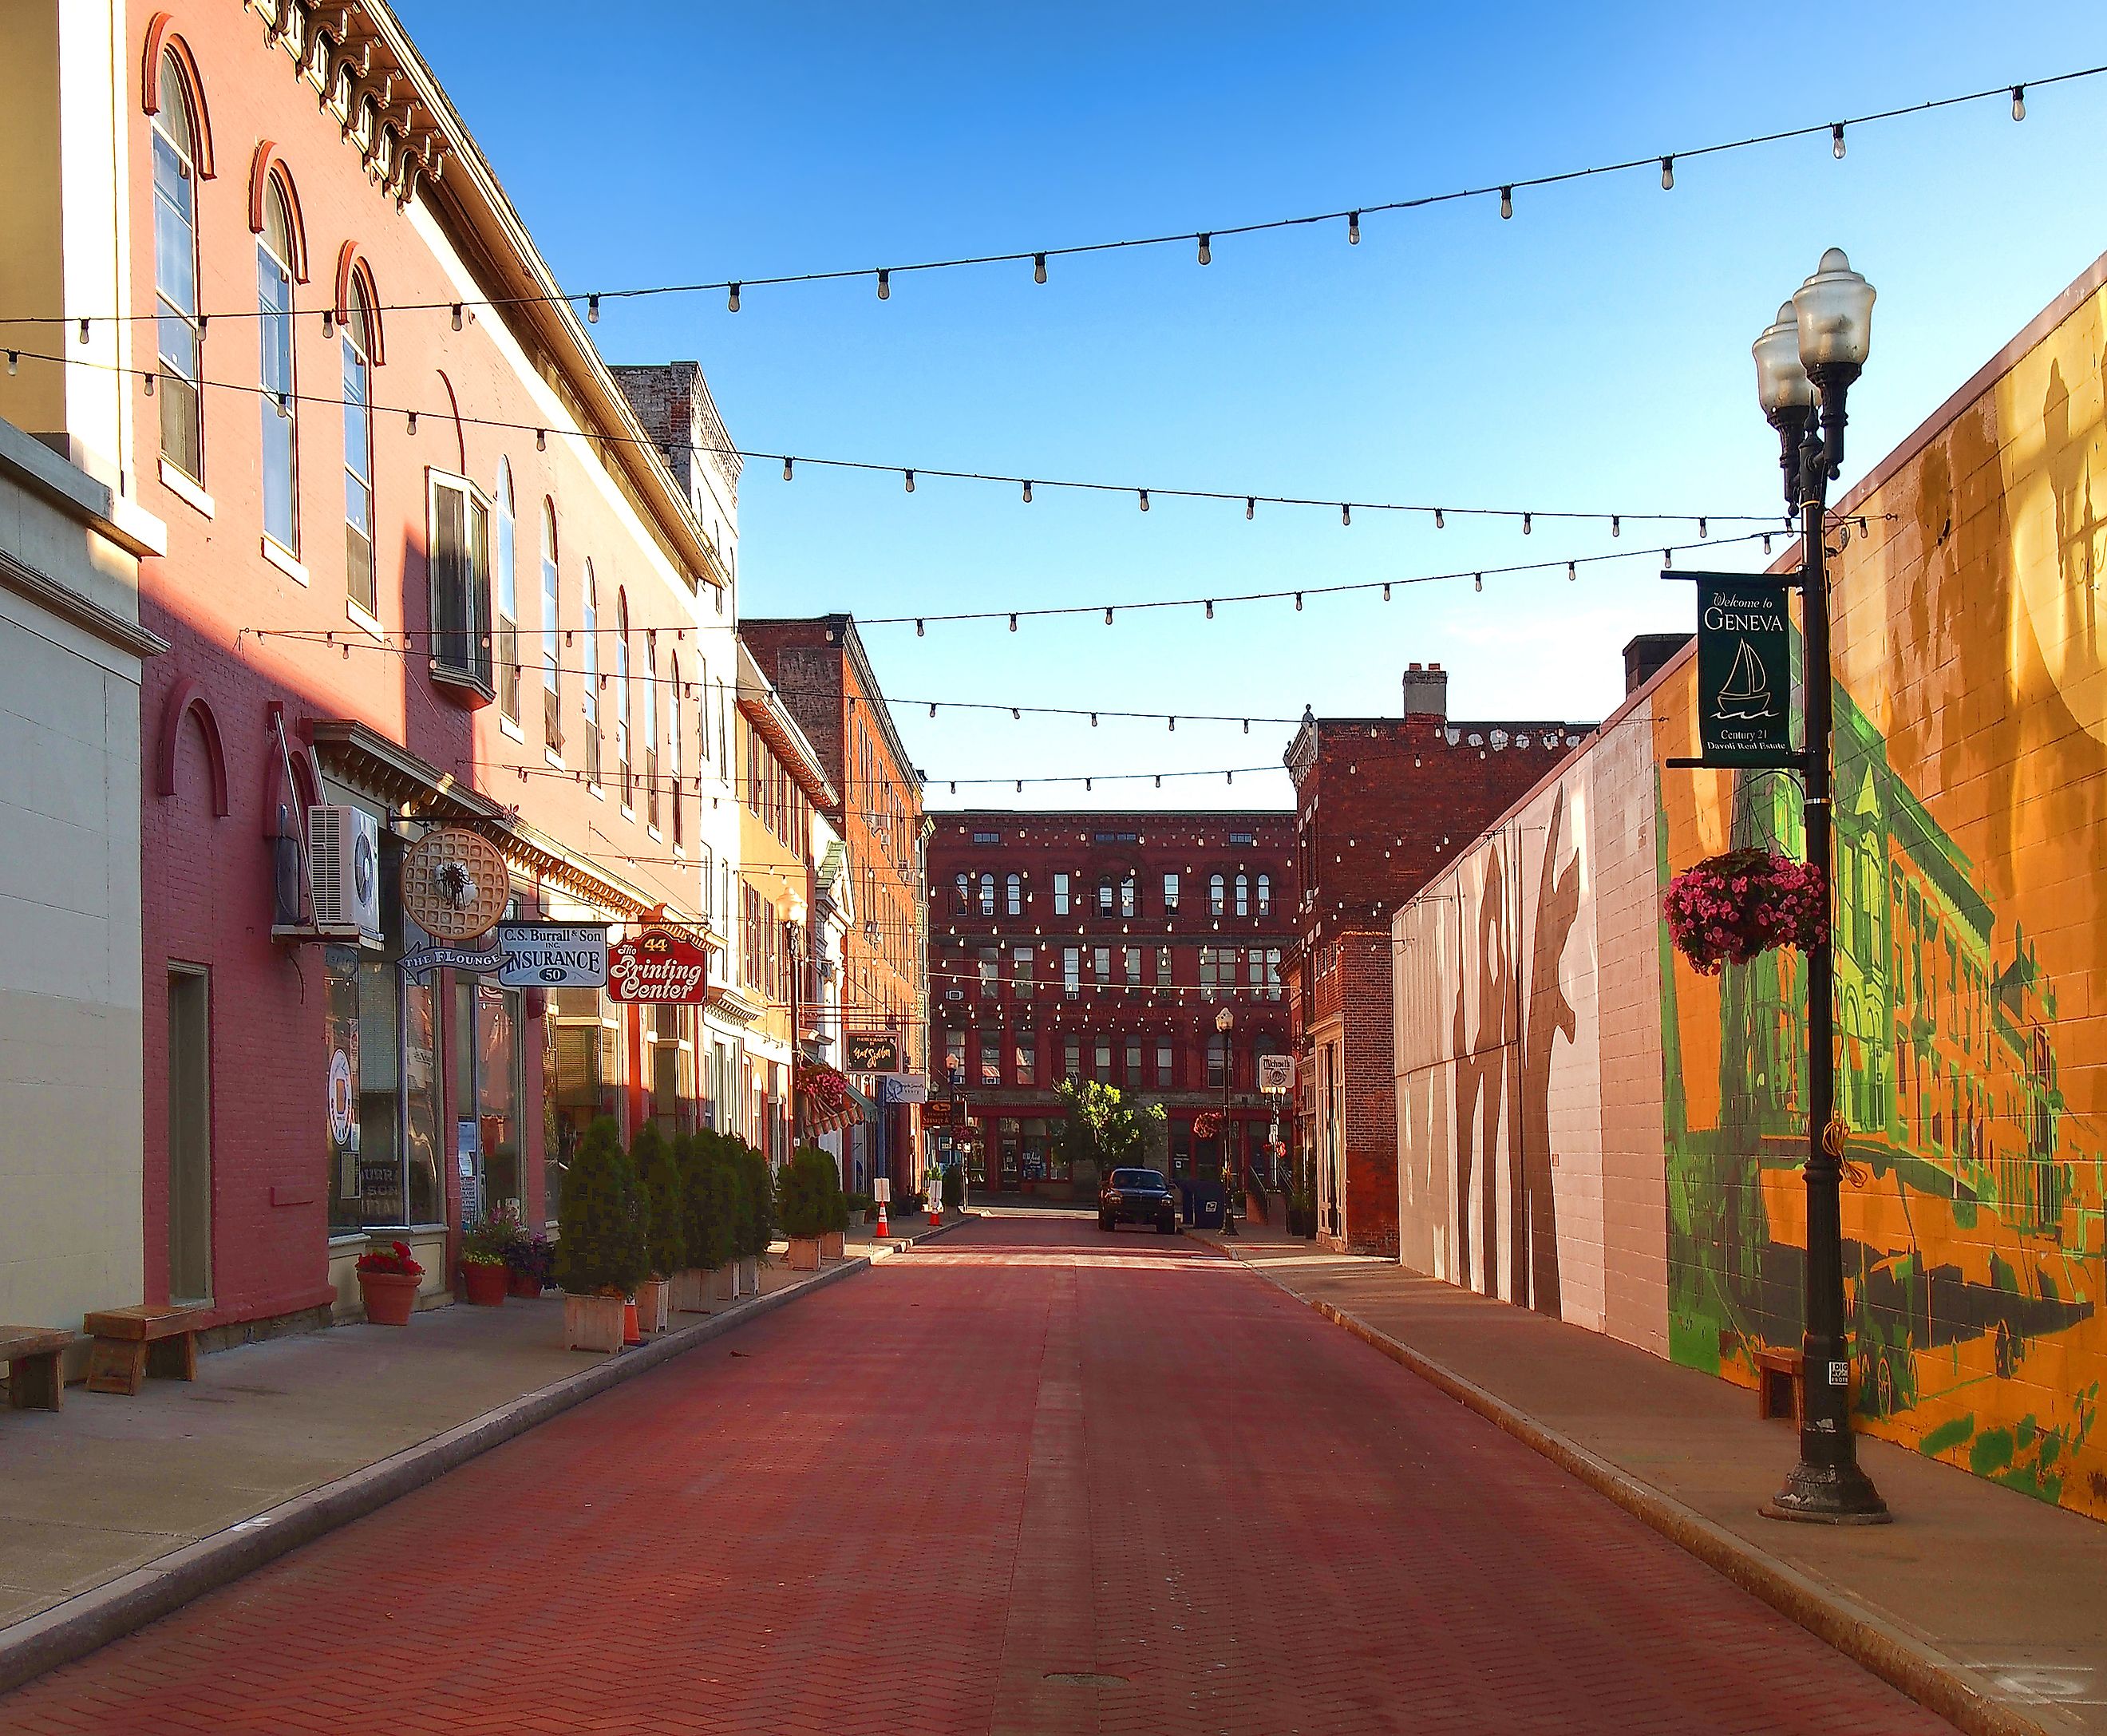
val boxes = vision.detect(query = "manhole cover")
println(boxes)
[1043,1673,1127,1687]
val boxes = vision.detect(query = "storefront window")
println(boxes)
[453,978,524,1224]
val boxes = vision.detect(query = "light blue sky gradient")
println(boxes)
[397,2,2107,812]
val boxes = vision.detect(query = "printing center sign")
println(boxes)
[1697,577,1795,765]
[495,922,608,989]
[606,928,710,1004]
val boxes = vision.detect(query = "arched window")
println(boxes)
[581,562,600,782]
[1121,873,1137,917]
[257,176,298,549]
[152,51,204,481]
[493,458,518,722]
[642,627,660,829]
[342,274,377,611]
[615,591,633,808]
[1006,873,1022,917]
[667,651,682,848]
[955,872,970,913]
[1209,873,1226,916]
[1257,873,1271,916]
[696,655,710,766]
[540,500,560,749]
[1235,874,1249,918]
[978,872,995,918]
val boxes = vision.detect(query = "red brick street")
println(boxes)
[0,1213,1954,1735]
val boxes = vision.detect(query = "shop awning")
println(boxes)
[804,1075,878,1138]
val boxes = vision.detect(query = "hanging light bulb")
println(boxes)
[1226,771,1234,785]
[1033,252,1047,284]
[1474,573,1483,592]
[1245,498,1255,520]
[1499,185,1513,219]
[1196,233,1212,265]
[903,469,915,492]
[1294,592,1303,611]
[1085,777,1093,792]
[782,457,793,481]
[1242,718,1250,734]
[1347,210,1361,244]
[1015,780,1023,793]
[928,702,936,717]
[1832,122,1846,158]
[536,429,546,452]
[77,318,89,345]
[1434,508,1445,529]
[1090,713,1098,727]
[1663,547,1674,569]
[1205,600,1214,619]
[322,309,334,338]
[1567,561,1576,582]
[1138,489,1149,512]
[587,294,600,323]
[1011,707,1020,720]
[1155,775,1162,789]
[727,282,741,312]
[1022,480,1034,503]
[9,350,22,375]
[142,370,154,396]
[876,269,891,300]
[1698,516,1708,538]
[1382,583,1391,602]
[1104,607,1114,625]
[916,619,924,636]
[1611,514,1620,538]
[949,781,957,795]
[1341,504,1351,527]
[2011,85,2026,121]
[1763,534,1773,556]
[451,303,464,331]
[1168,716,1176,732]
[1522,512,1532,535]
[405,409,417,433]
[1008,614,1017,632]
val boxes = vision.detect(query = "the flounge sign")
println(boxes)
[1697,577,1794,764]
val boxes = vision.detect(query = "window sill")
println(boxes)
[158,460,215,520]
[497,714,524,744]
[544,746,565,770]
[260,536,308,586]
[588,783,606,801]
[430,663,496,713]
[646,826,662,844]
[346,598,389,643]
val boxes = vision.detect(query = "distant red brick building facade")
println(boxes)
[1285,665,1594,1256]
[926,811,1295,1199]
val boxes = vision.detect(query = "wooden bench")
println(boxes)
[82,1305,201,1396]
[2,1327,72,1411]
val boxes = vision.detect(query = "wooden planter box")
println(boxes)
[736,1256,760,1295]
[714,1264,737,1301]
[563,1293,627,1353]
[820,1230,846,1261]
[634,1277,670,1335]
[786,1237,820,1271]
[670,1269,712,1314]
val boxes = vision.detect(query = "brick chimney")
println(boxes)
[1622,633,1692,695]
[1401,662,1449,720]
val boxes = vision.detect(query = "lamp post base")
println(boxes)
[1761,1458,1892,1525]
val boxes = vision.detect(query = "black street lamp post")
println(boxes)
[1752,249,1889,1525]
[1216,1006,1237,1238]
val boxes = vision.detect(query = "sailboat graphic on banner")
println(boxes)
[1713,638,1776,722]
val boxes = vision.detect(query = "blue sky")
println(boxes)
[397,2,2107,812]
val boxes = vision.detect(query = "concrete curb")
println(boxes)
[0,1230,956,1698]
[1220,1248,2046,1736]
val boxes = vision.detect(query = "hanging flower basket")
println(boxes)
[797,1064,850,1117]
[1663,848,1828,975]
[1192,1110,1223,1141]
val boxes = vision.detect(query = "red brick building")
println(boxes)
[926,811,1295,1199]
[1284,665,1593,1256]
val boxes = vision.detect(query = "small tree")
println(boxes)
[778,1147,836,1240]
[555,1116,645,1295]
[678,1130,738,1271]
[732,1140,776,1259]
[1053,1079,1167,1181]
[631,1122,685,1279]
[941,1162,965,1212]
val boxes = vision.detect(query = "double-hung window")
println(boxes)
[152,55,204,482]
[581,564,601,781]
[1053,873,1070,916]
[257,183,298,550]
[427,470,492,697]
[342,285,378,611]
[493,461,518,721]
[540,503,562,749]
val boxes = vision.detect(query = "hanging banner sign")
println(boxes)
[606,928,710,1004]
[1696,576,1796,764]
[845,1032,902,1074]
[495,922,609,988]
[399,942,500,979]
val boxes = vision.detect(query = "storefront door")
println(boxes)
[452,975,524,1226]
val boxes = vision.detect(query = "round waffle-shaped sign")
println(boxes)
[401,826,510,941]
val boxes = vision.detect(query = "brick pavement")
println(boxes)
[0,1212,1958,1734]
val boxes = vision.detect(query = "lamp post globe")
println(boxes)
[1753,303,1814,423]
[1791,247,1876,382]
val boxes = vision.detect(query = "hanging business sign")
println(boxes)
[1257,1054,1295,1096]
[399,941,500,979]
[1695,577,1796,765]
[883,1074,928,1105]
[606,927,710,1003]
[845,1031,902,1074]
[495,922,608,988]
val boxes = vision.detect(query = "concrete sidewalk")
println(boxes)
[1196,1225,2107,1736]
[0,1214,960,1690]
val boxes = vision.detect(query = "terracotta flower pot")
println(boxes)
[461,1261,510,1307]
[786,1236,820,1271]
[634,1277,670,1335]
[358,1268,421,1326]
[507,1267,544,1299]
[563,1292,626,1353]
[820,1230,846,1261]
[714,1264,737,1302]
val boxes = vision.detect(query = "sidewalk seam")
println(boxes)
[1218,1243,2050,1736]
[0,1220,969,1699]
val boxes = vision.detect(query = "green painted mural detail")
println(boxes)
[1661,669,2107,1509]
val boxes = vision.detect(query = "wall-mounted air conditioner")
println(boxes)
[308,805,382,943]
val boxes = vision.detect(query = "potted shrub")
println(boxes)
[820,1156,850,1260]
[680,1130,739,1309]
[555,1116,645,1352]
[356,1240,424,1326]
[459,1209,516,1307]
[942,1164,966,1218]
[631,1123,682,1335]
[733,1141,773,1294]
[506,1230,552,1299]
[778,1147,830,1271]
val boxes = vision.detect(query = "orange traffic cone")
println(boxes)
[622,1298,641,1346]
[928,1193,942,1228]
[875,1202,890,1238]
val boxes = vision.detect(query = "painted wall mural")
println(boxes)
[1395,260,2107,1519]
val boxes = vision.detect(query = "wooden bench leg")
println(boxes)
[86,1337,147,1396]
[7,1353,63,1411]
[146,1335,198,1382]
